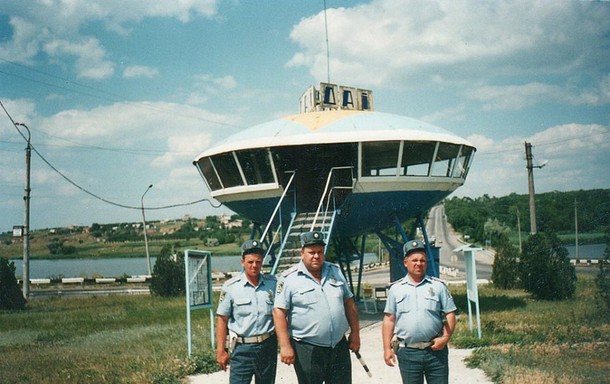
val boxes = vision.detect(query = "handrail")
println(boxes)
[310,166,354,231]
[260,171,296,242]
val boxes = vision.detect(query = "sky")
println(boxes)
[1,0,609,232]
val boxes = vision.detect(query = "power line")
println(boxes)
[0,57,245,128]
[1,101,222,211]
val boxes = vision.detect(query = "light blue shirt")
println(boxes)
[274,261,353,347]
[384,275,456,343]
[217,272,277,337]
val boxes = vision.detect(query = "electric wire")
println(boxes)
[0,58,245,129]
[1,101,222,211]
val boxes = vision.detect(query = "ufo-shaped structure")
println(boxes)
[194,83,475,288]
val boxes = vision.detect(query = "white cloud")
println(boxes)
[0,0,220,78]
[287,0,610,103]
[185,74,238,106]
[123,65,159,79]
[43,38,115,79]
[457,123,610,198]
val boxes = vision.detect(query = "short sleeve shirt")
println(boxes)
[384,275,456,343]
[216,272,277,337]
[274,261,353,347]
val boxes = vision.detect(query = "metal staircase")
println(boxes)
[269,210,336,274]
[261,166,353,275]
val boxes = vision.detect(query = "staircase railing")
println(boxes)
[259,171,296,266]
[310,166,355,232]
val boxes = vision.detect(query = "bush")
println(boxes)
[491,236,519,289]
[595,233,610,311]
[519,232,576,300]
[150,246,185,297]
[0,257,27,310]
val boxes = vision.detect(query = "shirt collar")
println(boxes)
[297,260,328,281]
[239,272,263,288]
[403,274,431,287]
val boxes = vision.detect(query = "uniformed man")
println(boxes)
[215,239,278,384]
[273,231,360,384]
[382,239,457,384]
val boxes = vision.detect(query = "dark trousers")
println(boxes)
[396,346,449,384]
[229,336,278,384]
[291,337,352,384]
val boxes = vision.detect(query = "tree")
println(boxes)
[595,232,610,311]
[491,236,519,289]
[519,232,576,300]
[150,245,185,297]
[0,258,27,310]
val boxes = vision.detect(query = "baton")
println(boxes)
[353,351,372,378]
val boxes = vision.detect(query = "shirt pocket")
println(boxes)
[234,297,252,315]
[424,296,440,312]
[328,281,345,299]
[396,295,412,314]
[294,287,317,306]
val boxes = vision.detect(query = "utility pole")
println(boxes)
[574,199,579,261]
[141,184,153,275]
[525,142,546,234]
[16,123,31,299]
[516,207,522,253]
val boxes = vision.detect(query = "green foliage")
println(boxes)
[491,236,519,289]
[47,238,77,255]
[519,232,576,300]
[0,258,26,310]
[150,246,185,297]
[444,189,610,244]
[595,232,610,311]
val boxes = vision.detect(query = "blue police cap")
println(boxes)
[241,239,265,256]
[403,239,425,257]
[300,231,326,247]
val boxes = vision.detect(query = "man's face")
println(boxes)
[301,244,325,273]
[403,250,427,280]
[241,253,263,280]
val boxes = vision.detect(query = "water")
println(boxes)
[12,253,381,279]
[565,243,606,260]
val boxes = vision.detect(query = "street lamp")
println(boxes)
[141,184,153,275]
[16,122,31,299]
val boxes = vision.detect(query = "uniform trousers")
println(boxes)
[291,336,352,384]
[396,346,449,384]
[229,336,278,384]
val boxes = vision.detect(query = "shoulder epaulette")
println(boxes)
[281,265,298,277]
[430,276,447,285]
[263,273,277,281]
[225,275,241,286]
[389,278,403,286]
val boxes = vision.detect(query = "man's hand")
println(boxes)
[216,349,230,371]
[383,347,397,367]
[279,344,296,365]
[430,335,450,351]
[348,331,361,353]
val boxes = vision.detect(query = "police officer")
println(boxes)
[273,231,360,384]
[215,239,278,384]
[382,239,457,384]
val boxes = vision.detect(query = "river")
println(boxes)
[12,253,381,279]
[10,243,604,280]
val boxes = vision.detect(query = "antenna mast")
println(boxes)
[323,0,331,83]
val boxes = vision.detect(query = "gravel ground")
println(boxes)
[189,319,492,384]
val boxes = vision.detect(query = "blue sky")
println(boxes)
[1,0,609,232]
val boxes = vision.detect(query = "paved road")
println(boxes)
[427,205,493,280]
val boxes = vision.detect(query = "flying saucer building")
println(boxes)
[194,83,475,288]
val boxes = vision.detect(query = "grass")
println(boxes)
[0,294,218,383]
[2,276,608,383]
[450,277,609,383]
